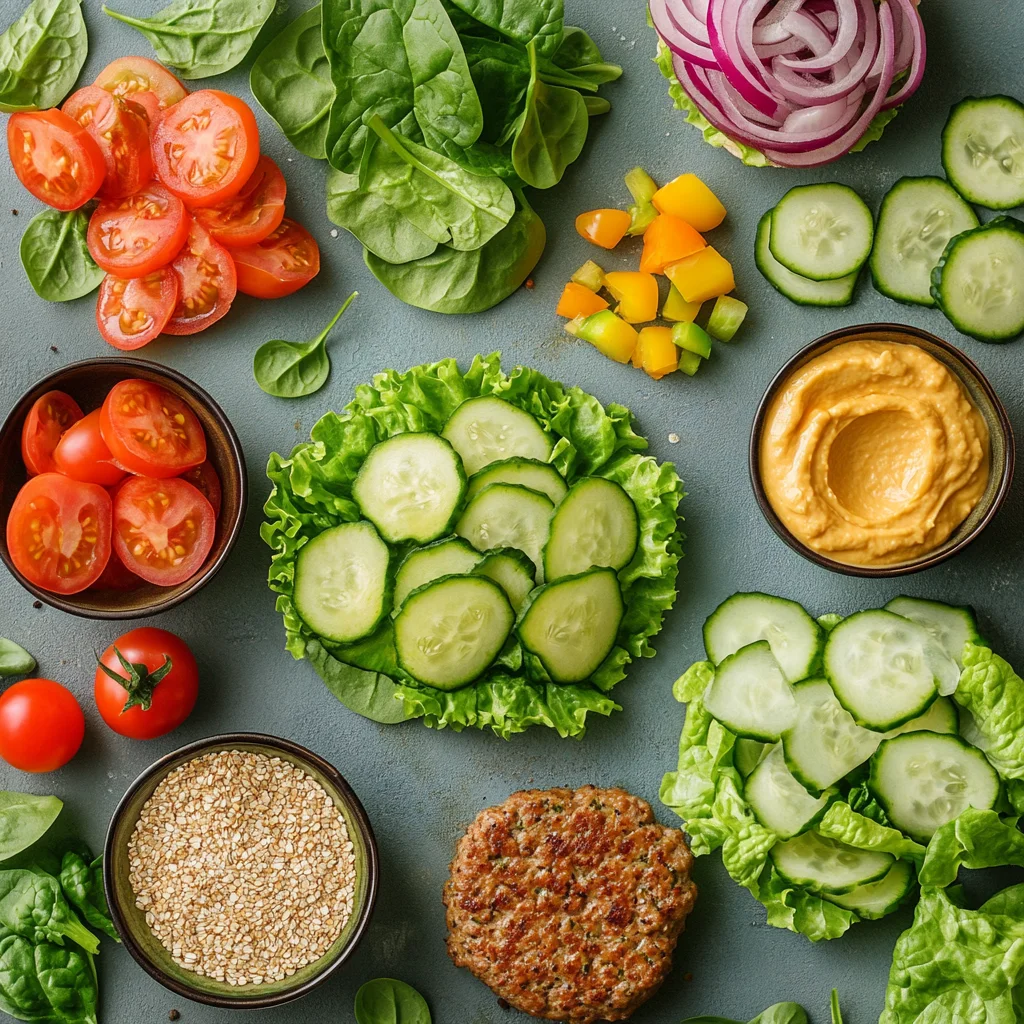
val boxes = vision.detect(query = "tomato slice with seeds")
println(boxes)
[90,547,145,592]
[179,460,222,518]
[100,379,207,478]
[21,391,84,476]
[231,218,320,299]
[96,269,179,351]
[112,476,215,587]
[192,155,286,248]
[87,183,190,278]
[94,56,187,124]
[6,474,112,595]
[163,220,237,335]
[53,409,127,487]
[7,109,105,211]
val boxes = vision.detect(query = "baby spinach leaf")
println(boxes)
[254,293,358,399]
[551,25,623,86]
[750,1005,808,1024]
[355,977,431,1024]
[34,939,98,1024]
[0,793,61,862]
[0,0,87,113]
[0,870,99,955]
[830,991,844,1024]
[584,95,610,116]
[59,852,117,943]
[0,931,54,1021]
[446,0,563,57]
[102,0,275,79]
[20,208,104,303]
[307,640,414,726]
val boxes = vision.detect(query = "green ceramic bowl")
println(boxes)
[103,733,379,1009]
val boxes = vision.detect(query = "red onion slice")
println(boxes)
[708,0,785,118]
[778,0,859,72]
[881,0,925,109]
[651,0,718,67]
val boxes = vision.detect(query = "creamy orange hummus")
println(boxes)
[759,340,990,566]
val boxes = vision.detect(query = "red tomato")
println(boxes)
[164,221,237,335]
[52,409,127,486]
[112,476,215,586]
[61,86,152,199]
[95,627,198,739]
[7,109,105,210]
[6,475,111,594]
[20,391,84,476]
[99,379,207,478]
[179,460,222,518]
[151,90,260,208]
[192,155,286,247]
[232,218,320,299]
[94,56,187,124]
[87,183,189,278]
[90,549,145,592]
[0,679,85,773]
[96,269,179,351]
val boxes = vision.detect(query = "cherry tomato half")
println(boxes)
[0,679,85,773]
[7,109,105,210]
[179,460,222,518]
[232,218,320,299]
[96,268,179,351]
[192,155,286,248]
[151,90,260,208]
[99,379,207,478]
[164,221,237,335]
[112,476,215,587]
[52,409,127,487]
[94,56,187,124]
[20,391,84,476]
[6,474,112,594]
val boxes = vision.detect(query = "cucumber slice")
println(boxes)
[769,184,874,281]
[869,732,1000,840]
[704,592,824,683]
[823,859,914,920]
[466,457,568,505]
[870,176,979,307]
[517,568,624,683]
[734,738,769,777]
[770,831,894,895]
[293,521,390,644]
[745,743,832,838]
[756,212,858,306]
[703,641,798,741]
[456,483,554,580]
[471,547,535,612]
[885,696,959,738]
[352,432,466,544]
[393,575,513,690]
[543,477,639,581]
[393,537,479,608]
[884,596,981,669]
[942,96,1024,210]
[443,396,553,475]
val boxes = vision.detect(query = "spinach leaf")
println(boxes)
[0,640,36,678]
[0,931,54,1021]
[0,871,99,955]
[364,190,545,313]
[34,939,97,1024]
[0,0,87,113]
[20,209,104,303]
[0,794,60,863]
[679,1018,743,1023]
[254,293,358,399]
[250,6,334,160]
[355,977,431,1024]
[584,95,610,116]
[306,640,414,726]
[750,1005,809,1024]
[551,25,623,87]
[102,0,275,79]
[59,853,117,943]
[446,0,563,58]
[830,990,843,1024]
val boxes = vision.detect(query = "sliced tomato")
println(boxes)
[97,269,179,351]
[192,155,286,247]
[6,474,112,594]
[53,409,127,487]
[164,221,237,335]
[61,86,152,199]
[112,476,215,587]
[100,379,207,478]
[87,183,189,278]
[94,56,187,124]
[179,460,222,518]
[232,218,320,299]
[7,109,105,210]
[151,90,260,209]
[90,548,145,592]
[21,391,84,476]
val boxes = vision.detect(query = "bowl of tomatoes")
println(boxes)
[0,358,246,618]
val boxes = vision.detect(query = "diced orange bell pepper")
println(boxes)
[665,246,736,303]
[575,208,631,249]
[662,283,701,323]
[573,309,638,364]
[631,330,644,368]
[556,282,609,319]
[639,214,706,275]
[653,173,728,232]
[638,326,678,380]
[604,271,659,324]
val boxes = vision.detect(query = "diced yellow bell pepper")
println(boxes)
[631,329,644,368]
[571,259,606,291]
[572,309,638,364]
[653,173,728,232]
[625,166,658,236]
[639,214,706,275]
[638,326,678,380]
[556,282,609,319]
[665,246,735,303]
[603,271,659,324]
[662,283,702,323]
[575,208,631,249]
[672,321,712,359]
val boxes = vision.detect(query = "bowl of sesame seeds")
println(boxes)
[103,733,379,1008]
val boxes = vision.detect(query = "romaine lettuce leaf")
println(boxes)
[953,644,1024,779]
[920,808,1024,887]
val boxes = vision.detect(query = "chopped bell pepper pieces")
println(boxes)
[625,166,658,236]
[677,349,703,376]
[672,321,712,359]
[662,283,701,322]
[706,295,748,341]
[575,208,631,249]
[631,329,644,368]
[570,309,638,364]
[639,214,706,275]
[571,259,606,291]
[604,271,659,324]
[638,326,678,380]
[665,246,736,303]
[556,282,609,319]
[653,173,728,232]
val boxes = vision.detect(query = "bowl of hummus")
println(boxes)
[750,324,1013,576]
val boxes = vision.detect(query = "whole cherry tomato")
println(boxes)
[0,679,85,772]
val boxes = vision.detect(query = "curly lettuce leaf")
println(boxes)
[817,803,926,862]
[920,808,1024,887]
[953,644,1024,779]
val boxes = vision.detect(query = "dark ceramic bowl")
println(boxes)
[750,323,1014,578]
[103,733,379,1009]
[0,358,246,617]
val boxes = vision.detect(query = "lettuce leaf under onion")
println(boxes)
[263,353,684,739]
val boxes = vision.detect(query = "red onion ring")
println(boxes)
[777,0,858,72]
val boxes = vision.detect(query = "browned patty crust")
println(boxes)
[443,786,697,1023]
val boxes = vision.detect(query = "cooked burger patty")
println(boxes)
[443,785,697,1023]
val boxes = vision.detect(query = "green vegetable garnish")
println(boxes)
[0,869,99,954]
[59,851,118,942]
[355,978,431,1024]
[20,207,104,303]
[447,0,562,57]
[0,792,61,861]
[0,639,36,677]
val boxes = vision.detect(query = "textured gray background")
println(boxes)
[0,0,1022,1021]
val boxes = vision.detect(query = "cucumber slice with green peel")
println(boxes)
[442,396,553,475]
[745,744,832,838]
[466,457,568,504]
[756,212,858,306]
[734,738,769,777]
[294,522,391,644]
[352,432,466,544]
[769,184,874,281]
[885,696,959,738]
[543,477,639,581]
[393,575,514,690]
[770,831,894,895]
[703,641,798,741]
[823,859,915,919]
[516,568,624,683]
[942,96,1024,210]
[870,177,979,307]
[471,547,535,612]
[869,732,1000,840]
[884,596,981,670]
[456,483,554,580]
[393,537,479,608]
[704,592,824,683]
